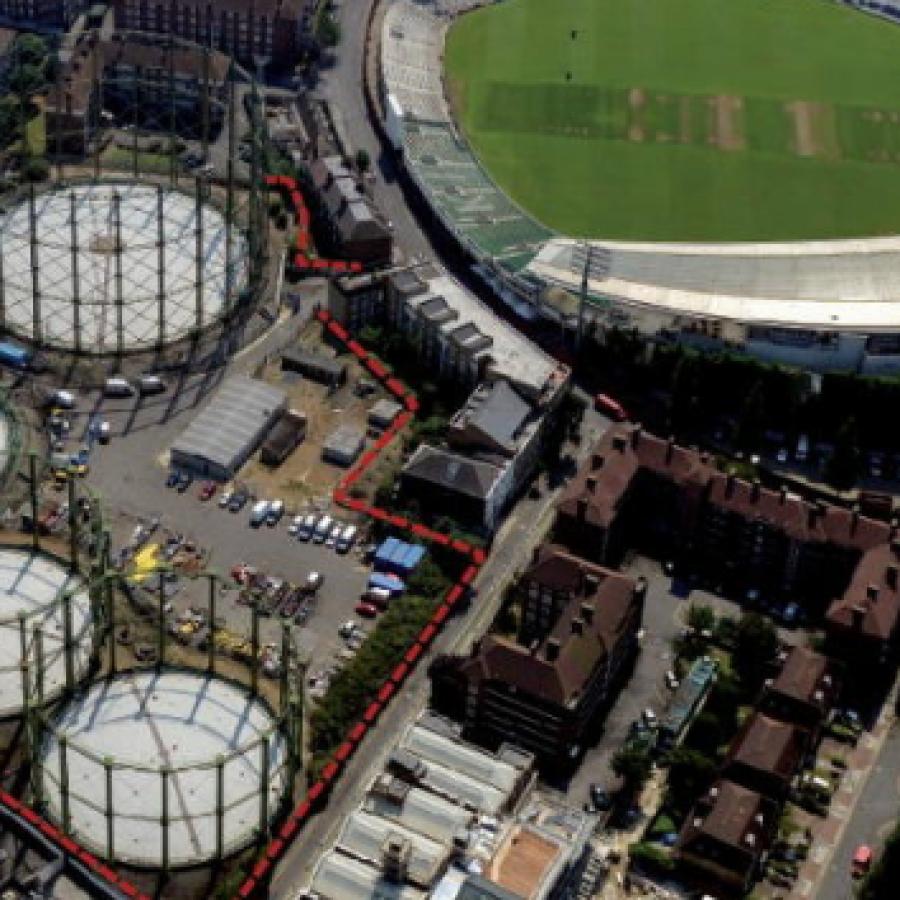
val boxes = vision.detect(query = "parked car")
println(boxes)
[354,602,378,618]
[852,845,873,878]
[104,377,134,398]
[50,389,76,410]
[326,523,343,548]
[97,420,111,443]
[266,499,285,526]
[642,708,658,729]
[590,785,613,811]
[137,374,166,395]
[176,471,193,493]
[228,489,248,512]
[313,515,332,543]
[249,500,269,526]
[336,525,358,553]
[305,571,323,593]
[218,489,233,508]
[297,514,317,541]
[198,481,217,501]
[339,620,357,639]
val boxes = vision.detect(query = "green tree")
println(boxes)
[686,603,715,633]
[826,417,861,490]
[14,34,48,68]
[612,744,653,794]
[734,612,779,692]
[666,746,717,812]
[734,379,766,449]
[9,62,44,97]
[686,710,726,758]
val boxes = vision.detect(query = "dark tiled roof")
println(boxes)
[461,550,638,706]
[769,647,835,709]
[678,779,776,862]
[560,424,900,646]
[725,713,808,782]
[827,542,900,640]
[403,445,503,501]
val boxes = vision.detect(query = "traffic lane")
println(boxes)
[817,724,900,900]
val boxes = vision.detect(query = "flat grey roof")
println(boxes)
[365,783,472,845]
[170,376,286,473]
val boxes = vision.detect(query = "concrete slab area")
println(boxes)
[40,670,289,867]
[0,548,92,718]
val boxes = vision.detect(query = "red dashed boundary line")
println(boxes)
[0,273,483,900]
[0,790,150,900]
[264,175,365,276]
[232,309,486,898]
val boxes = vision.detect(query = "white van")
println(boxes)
[312,515,332,543]
[249,500,269,526]
[138,374,166,395]
[336,525,357,553]
[104,377,134,398]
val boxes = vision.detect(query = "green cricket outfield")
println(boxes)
[445,0,900,240]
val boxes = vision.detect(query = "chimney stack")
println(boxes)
[577,498,588,522]
[612,434,627,453]
[532,546,541,565]
[631,425,642,449]
[867,584,879,604]
[591,453,604,471]
[545,638,561,662]
[751,478,761,502]
[807,505,819,529]
[571,618,585,636]
[779,485,787,505]
[580,602,594,624]
[725,473,736,499]
[887,565,898,590]
[584,573,599,594]
[851,508,860,536]
[666,436,675,464]
[891,538,900,559]
[586,475,597,493]
[851,605,866,631]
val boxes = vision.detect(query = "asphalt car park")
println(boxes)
[57,378,378,675]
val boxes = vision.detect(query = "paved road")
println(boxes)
[313,0,433,260]
[268,398,613,896]
[817,721,900,900]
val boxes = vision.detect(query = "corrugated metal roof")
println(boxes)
[309,851,426,900]
[170,376,286,473]
[337,811,449,887]
[402,724,519,795]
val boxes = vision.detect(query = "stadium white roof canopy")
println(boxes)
[529,237,900,332]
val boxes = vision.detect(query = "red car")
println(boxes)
[852,845,873,878]
[354,602,378,618]
[198,481,218,501]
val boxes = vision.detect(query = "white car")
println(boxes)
[642,708,658,729]
[287,514,305,536]
[339,620,356,639]
[325,523,343,548]
[218,489,233,509]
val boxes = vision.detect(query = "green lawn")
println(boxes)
[445,0,900,240]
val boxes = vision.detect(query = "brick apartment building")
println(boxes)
[0,0,87,28]
[109,0,307,70]
[759,646,840,735]
[676,779,779,894]
[557,424,900,664]
[431,545,646,766]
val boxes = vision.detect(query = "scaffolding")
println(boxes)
[0,30,271,356]
[9,458,301,869]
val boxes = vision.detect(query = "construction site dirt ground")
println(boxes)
[241,324,404,513]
